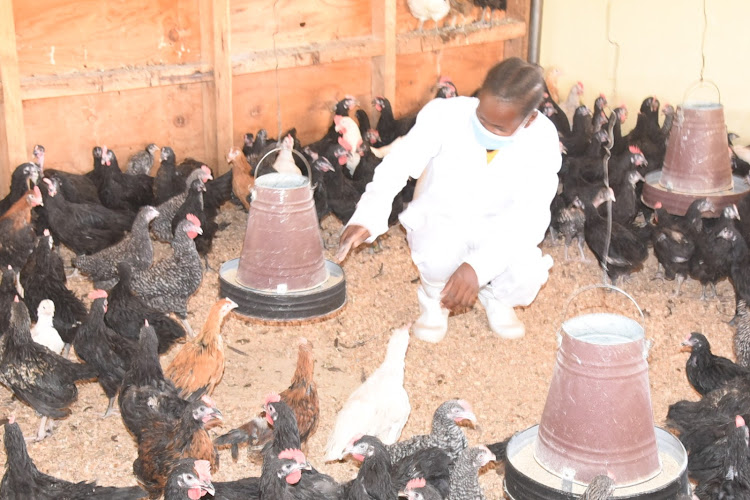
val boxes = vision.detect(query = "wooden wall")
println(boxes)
[0,0,529,195]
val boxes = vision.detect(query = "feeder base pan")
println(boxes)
[219,258,346,321]
[642,170,750,216]
[504,425,690,499]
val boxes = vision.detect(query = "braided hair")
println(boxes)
[480,57,545,117]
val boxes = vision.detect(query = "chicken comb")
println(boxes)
[405,478,426,491]
[201,394,216,408]
[338,136,352,152]
[278,448,306,464]
[200,165,212,178]
[34,185,42,198]
[14,296,18,303]
[654,201,663,209]
[144,319,149,327]
[7,415,14,425]
[599,93,607,99]
[264,393,281,405]
[737,415,746,428]
[347,433,365,448]
[194,460,212,483]
[88,289,108,300]
[186,213,201,228]
[438,76,452,84]
[628,145,643,155]
[43,229,50,237]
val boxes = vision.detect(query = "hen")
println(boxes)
[689,415,750,494]
[0,162,40,217]
[30,300,64,355]
[95,146,154,213]
[130,215,204,336]
[551,196,586,261]
[271,135,303,176]
[73,290,137,417]
[165,298,237,399]
[172,176,221,261]
[447,445,496,500]
[650,203,695,296]
[133,396,222,498]
[20,230,87,351]
[324,326,411,461]
[736,300,750,368]
[0,267,18,333]
[151,166,212,242]
[126,143,159,176]
[215,337,319,458]
[259,449,319,500]
[407,0,449,31]
[682,332,749,396]
[227,146,255,211]
[387,399,476,464]
[164,458,261,500]
[399,477,442,500]
[688,200,738,300]
[0,187,43,271]
[34,145,100,205]
[153,147,183,205]
[0,417,147,499]
[373,96,417,147]
[105,262,186,354]
[118,322,188,441]
[717,225,750,324]
[0,297,96,441]
[72,205,159,289]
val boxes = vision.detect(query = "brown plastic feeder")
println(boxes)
[219,147,346,321]
[504,286,690,499]
[642,83,750,216]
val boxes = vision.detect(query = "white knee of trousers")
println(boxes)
[486,251,553,307]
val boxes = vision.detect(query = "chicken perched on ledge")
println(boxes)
[165,297,237,400]
[407,0,450,31]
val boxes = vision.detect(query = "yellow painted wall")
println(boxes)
[539,0,750,141]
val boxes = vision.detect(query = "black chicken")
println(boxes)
[95,146,154,212]
[313,147,362,224]
[105,262,186,354]
[172,177,222,261]
[259,449,317,500]
[0,162,40,217]
[165,458,261,500]
[690,415,750,496]
[583,187,648,284]
[20,231,87,350]
[718,225,750,324]
[73,292,137,417]
[682,332,750,396]
[0,266,16,334]
[34,145,101,205]
[399,477,442,500]
[72,205,159,289]
[0,297,96,442]
[154,146,182,205]
[387,399,476,464]
[0,418,147,499]
[552,196,586,261]
[688,200,738,301]
[650,205,695,296]
[39,176,134,255]
[560,105,592,156]
[373,96,416,146]
[151,167,212,242]
[625,96,664,168]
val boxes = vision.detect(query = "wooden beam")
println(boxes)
[371,0,397,106]
[212,0,233,175]
[199,0,218,170]
[396,18,526,55]
[0,0,26,195]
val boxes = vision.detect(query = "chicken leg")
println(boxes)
[26,416,54,442]
[102,396,119,418]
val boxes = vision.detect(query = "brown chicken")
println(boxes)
[133,395,222,498]
[0,187,43,271]
[214,337,319,458]
[226,147,254,211]
[164,298,238,399]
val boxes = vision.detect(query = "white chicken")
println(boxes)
[324,325,412,461]
[561,81,585,127]
[272,134,302,176]
[30,300,64,354]
[407,0,450,32]
[334,115,362,176]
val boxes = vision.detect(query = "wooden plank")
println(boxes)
[199,0,218,171]
[396,40,506,116]
[232,58,374,148]
[231,0,372,54]
[504,0,531,59]
[370,0,397,105]
[14,0,203,77]
[397,17,526,55]
[0,0,26,196]
[23,84,208,175]
[213,0,233,175]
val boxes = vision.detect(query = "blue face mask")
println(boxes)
[470,109,531,150]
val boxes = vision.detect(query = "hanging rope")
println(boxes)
[699,0,708,82]
[272,0,283,141]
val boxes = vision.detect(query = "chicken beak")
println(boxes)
[201,480,215,496]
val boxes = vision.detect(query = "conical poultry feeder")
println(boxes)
[642,83,750,216]
[503,286,690,499]
[219,147,346,321]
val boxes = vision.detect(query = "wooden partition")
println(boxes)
[0,0,529,195]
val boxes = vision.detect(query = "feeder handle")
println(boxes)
[559,284,645,328]
[254,145,313,185]
[682,79,721,105]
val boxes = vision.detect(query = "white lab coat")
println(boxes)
[347,96,561,306]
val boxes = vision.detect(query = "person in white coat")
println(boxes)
[336,57,561,342]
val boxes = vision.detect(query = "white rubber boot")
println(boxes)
[478,288,525,339]
[413,279,450,343]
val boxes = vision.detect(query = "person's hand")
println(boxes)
[336,225,371,262]
[440,263,479,311]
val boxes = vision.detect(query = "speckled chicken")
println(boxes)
[0,417,148,499]
[215,337,319,458]
[165,298,237,399]
[0,266,17,334]
[447,445,495,500]
[387,399,476,464]
[152,167,212,242]
[20,230,87,349]
[134,396,222,498]
[735,300,750,369]
[682,332,750,396]
[73,291,137,417]
[0,187,43,271]
[553,196,586,261]
[73,205,159,289]
[579,474,616,499]
[0,297,96,442]
[131,215,204,336]
[126,143,159,176]
[324,326,411,461]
